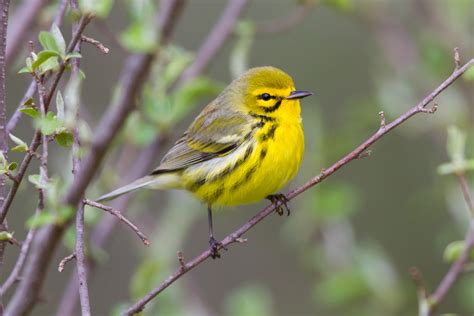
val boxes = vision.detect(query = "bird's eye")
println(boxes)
[260,93,271,101]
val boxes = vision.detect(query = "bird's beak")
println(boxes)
[286,90,313,100]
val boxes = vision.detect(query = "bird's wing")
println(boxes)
[151,107,253,174]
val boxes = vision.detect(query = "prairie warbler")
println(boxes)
[97,66,312,258]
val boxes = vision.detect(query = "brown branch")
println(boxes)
[75,202,91,315]
[84,199,150,246]
[176,0,249,86]
[123,56,474,315]
[81,35,110,54]
[70,1,91,313]
[4,1,186,314]
[58,252,76,273]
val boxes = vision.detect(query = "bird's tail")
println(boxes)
[95,173,181,202]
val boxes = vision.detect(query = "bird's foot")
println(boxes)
[209,236,227,259]
[267,194,290,216]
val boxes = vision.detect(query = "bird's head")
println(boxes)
[232,66,312,119]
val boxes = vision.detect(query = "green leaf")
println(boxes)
[20,108,40,119]
[39,56,60,74]
[56,131,74,147]
[28,174,42,188]
[225,285,274,316]
[464,66,474,81]
[23,97,34,106]
[9,133,28,152]
[51,24,66,56]
[25,57,33,71]
[32,50,61,70]
[79,0,114,18]
[0,231,13,241]
[39,112,61,136]
[56,91,65,120]
[0,151,6,166]
[447,126,465,164]
[120,22,157,53]
[39,31,59,52]
[26,211,57,228]
[18,66,31,74]
[65,52,82,61]
[443,240,474,263]
[7,162,17,171]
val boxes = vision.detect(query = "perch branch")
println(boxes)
[123,55,474,315]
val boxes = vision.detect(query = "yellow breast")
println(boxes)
[182,118,304,206]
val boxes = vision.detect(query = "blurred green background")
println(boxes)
[5,0,474,315]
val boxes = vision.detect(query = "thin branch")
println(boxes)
[75,202,90,316]
[0,191,45,296]
[84,199,150,246]
[58,252,76,273]
[81,35,110,54]
[123,56,474,316]
[176,0,248,86]
[70,1,91,313]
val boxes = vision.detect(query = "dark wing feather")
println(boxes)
[151,106,253,174]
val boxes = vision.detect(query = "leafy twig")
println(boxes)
[4,1,186,314]
[123,55,474,316]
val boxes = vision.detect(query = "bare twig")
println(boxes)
[123,56,474,316]
[176,0,248,86]
[58,253,76,273]
[81,35,110,54]
[84,199,150,246]
[75,202,91,315]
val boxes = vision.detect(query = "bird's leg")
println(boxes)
[207,204,226,259]
[266,194,290,216]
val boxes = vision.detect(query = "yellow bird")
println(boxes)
[97,66,312,258]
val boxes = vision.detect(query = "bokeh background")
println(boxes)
[5,0,474,315]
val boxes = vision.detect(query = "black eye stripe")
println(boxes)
[258,93,276,101]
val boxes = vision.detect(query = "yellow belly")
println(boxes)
[182,121,304,206]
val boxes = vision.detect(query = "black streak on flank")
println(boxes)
[260,124,278,142]
[206,143,255,183]
[190,176,207,191]
[260,147,267,160]
[209,187,224,202]
[262,99,282,113]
